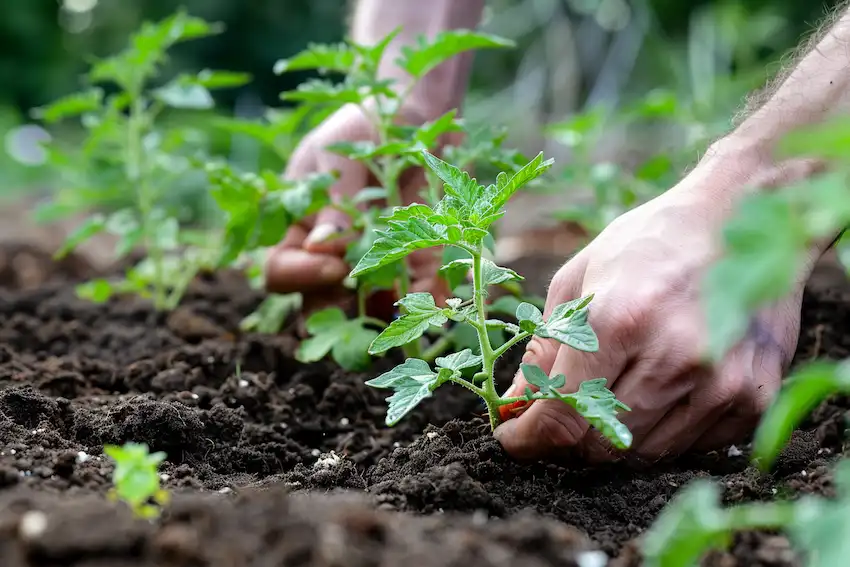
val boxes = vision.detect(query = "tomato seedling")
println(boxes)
[104,442,169,519]
[351,149,631,448]
[34,10,251,310]
[273,29,527,370]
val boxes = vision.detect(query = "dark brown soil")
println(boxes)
[1,242,849,567]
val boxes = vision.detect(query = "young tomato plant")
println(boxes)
[351,149,631,447]
[274,29,515,369]
[35,10,250,310]
[104,442,169,519]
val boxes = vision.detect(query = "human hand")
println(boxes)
[494,157,827,463]
[264,103,453,315]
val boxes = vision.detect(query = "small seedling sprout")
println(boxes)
[104,442,169,519]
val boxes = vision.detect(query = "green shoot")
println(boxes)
[104,442,169,519]
[352,150,631,448]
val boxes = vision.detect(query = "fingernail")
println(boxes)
[305,223,341,246]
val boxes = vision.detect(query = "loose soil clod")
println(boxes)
[1,245,849,566]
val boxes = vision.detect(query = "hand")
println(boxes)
[264,103,453,314]
[494,157,826,463]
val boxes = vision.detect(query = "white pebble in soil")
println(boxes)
[426,431,439,440]
[18,511,48,540]
[577,550,609,567]
[76,451,89,464]
[339,417,349,426]
[313,451,342,470]
[727,445,743,458]
[238,379,249,388]
[311,449,321,458]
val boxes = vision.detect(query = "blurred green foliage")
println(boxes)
[0,0,842,112]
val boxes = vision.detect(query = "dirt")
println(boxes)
[1,242,849,567]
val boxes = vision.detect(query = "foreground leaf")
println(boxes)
[752,360,850,471]
[520,363,565,395]
[642,481,731,567]
[563,379,631,449]
[534,295,598,352]
[366,359,443,425]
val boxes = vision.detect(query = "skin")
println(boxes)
[269,1,850,462]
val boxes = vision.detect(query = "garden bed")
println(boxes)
[0,240,848,567]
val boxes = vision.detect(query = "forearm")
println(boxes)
[707,4,850,170]
[351,0,485,117]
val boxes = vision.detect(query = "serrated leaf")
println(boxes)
[274,43,355,74]
[366,358,441,426]
[520,363,565,395]
[439,258,523,288]
[642,480,732,567]
[534,295,598,352]
[33,88,103,123]
[435,349,482,372]
[563,378,631,449]
[422,151,483,209]
[516,302,544,333]
[350,213,449,277]
[397,30,514,80]
[483,152,554,214]
[55,215,106,259]
[414,109,464,147]
[369,293,449,354]
[278,172,334,219]
[327,140,425,160]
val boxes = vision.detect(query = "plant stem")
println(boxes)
[357,287,368,319]
[493,331,531,359]
[472,252,500,430]
[127,97,165,310]
[421,334,452,362]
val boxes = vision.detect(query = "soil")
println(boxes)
[1,241,849,567]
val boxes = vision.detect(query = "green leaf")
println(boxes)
[274,43,355,74]
[327,140,426,161]
[350,208,449,277]
[278,172,334,219]
[439,258,523,288]
[752,361,850,471]
[778,115,850,161]
[483,152,554,215]
[105,442,168,514]
[789,462,850,567]
[435,349,482,372]
[369,293,449,354]
[240,293,302,334]
[520,363,565,395]
[196,69,252,88]
[563,378,631,449]
[366,358,442,426]
[297,308,379,371]
[397,30,514,80]
[154,80,214,109]
[422,151,484,211]
[55,215,106,259]
[642,480,732,567]
[704,193,805,360]
[534,295,598,352]
[414,109,464,147]
[33,88,103,123]
[76,279,114,303]
[516,302,544,333]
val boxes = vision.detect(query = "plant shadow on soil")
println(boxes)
[0,241,849,567]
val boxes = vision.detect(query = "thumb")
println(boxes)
[303,154,366,255]
[501,337,559,399]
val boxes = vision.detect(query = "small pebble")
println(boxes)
[801,470,808,477]
[311,449,321,457]
[76,451,89,464]
[427,431,439,440]
[190,393,199,400]
[339,417,350,426]
[10,449,16,455]
[206,357,215,364]
[393,442,401,448]
[238,379,249,388]
[159,473,170,482]
[218,487,233,494]
[727,445,742,458]
[313,451,342,470]
[576,550,609,567]
[19,511,48,540]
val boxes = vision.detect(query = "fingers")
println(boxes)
[303,153,367,254]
